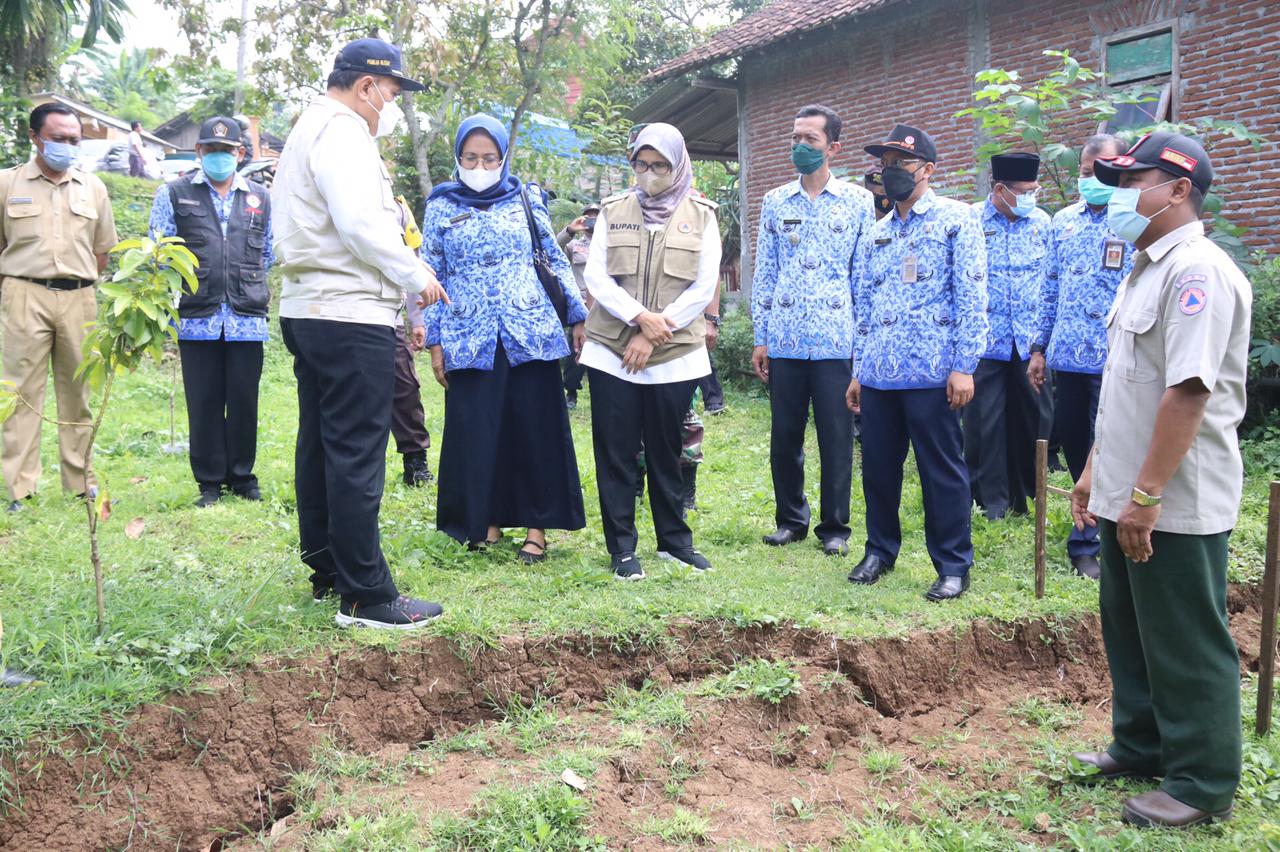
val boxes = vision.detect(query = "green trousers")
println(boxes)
[1099,519,1241,811]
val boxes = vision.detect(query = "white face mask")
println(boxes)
[457,160,503,192]
[365,83,403,138]
[636,170,674,196]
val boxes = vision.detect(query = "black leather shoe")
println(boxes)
[763,528,808,547]
[402,451,433,487]
[1071,554,1101,580]
[925,575,970,601]
[848,555,893,585]
[1122,791,1232,828]
[822,538,849,557]
[2,667,39,688]
[1071,751,1153,781]
[195,488,222,508]
[234,484,262,501]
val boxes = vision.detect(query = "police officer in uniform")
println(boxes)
[965,153,1050,520]
[149,116,273,507]
[751,104,874,557]
[845,124,988,600]
[1028,134,1131,579]
[1,102,118,512]
[1071,132,1250,828]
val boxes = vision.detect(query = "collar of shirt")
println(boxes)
[981,198,1010,227]
[1070,199,1108,221]
[313,93,369,128]
[19,159,84,185]
[891,187,938,223]
[1141,219,1205,264]
[782,174,841,200]
[192,168,250,195]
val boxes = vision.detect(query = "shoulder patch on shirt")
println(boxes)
[1175,272,1207,290]
[246,193,262,209]
[1178,287,1207,316]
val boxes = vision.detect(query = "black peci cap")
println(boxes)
[865,124,937,164]
[197,116,244,146]
[333,38,425,92]
[991,152,1040,183]
[1094,131,1213,195]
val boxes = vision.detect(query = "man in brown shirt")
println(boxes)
[1,102,118,511]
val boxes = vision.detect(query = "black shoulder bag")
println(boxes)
[519,186,569,325]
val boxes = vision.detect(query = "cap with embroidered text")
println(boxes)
[197,116,243,146]
[1093,131,1213,195]
[865,124,937,164]
[332,38,425,92]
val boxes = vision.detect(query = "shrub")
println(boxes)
[1246,251,1280,433]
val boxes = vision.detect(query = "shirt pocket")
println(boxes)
[662,232,700,283]
[1114,310,1158,384]
[606,229,641,278]
[4,201,44,245]
[70,199,99,250]
[174,205,210,246]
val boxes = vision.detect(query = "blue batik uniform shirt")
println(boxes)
[853,189,989,389]
[149,170,274,342]
[751,176,875,360]
[975,199,1051,361]
[1034,200,1135,374]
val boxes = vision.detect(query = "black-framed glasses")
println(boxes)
[460,154,502,168]
[631,159,672,176]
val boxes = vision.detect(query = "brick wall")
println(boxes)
[738,0,1280,289]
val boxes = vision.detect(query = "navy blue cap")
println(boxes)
[197,116,244,146]
[333,38,425,92]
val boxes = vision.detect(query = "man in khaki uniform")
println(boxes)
[1,102,117,512]
[1070,131,1251,828]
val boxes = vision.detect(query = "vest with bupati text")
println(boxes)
[586,192,717,366]
[168,175,271,318]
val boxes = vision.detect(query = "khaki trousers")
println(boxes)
[0,278,97,500]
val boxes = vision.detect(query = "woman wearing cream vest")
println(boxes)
[581,123,721,580]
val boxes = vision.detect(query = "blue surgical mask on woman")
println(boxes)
[39,140,80,172]
[1106,178,1178,243]
[200,151,238,182]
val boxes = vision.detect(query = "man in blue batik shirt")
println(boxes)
[751,104,875,557]
[965,153,1052,522]
[1027,134,1132,579]
[149,116,273,508]
[845,124,988,601]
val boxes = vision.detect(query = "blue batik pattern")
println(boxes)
[421,193,587,372]
[1034,200,1135,374]
[751,177,875,360]
[974,199,1051,361]
[149,170,273,342]
[853,189,989,390]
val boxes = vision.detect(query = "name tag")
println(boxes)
[177,198,201,207]
[983,229,997,237]
[874,237,891,246]
[448,212,473,225]
[1102,238,1125,271]
[7,197,32,204]
[901,254,918,284]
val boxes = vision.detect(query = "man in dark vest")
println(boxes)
[149,116,273,507]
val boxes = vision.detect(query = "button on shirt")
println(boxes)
[1034,201,1134,374]
[975,199,1050,361]
[1088,221,1252,534]
[0,161,117,282]
[751,176,875,360]
[149,170,274,342]
[853,189,989,389]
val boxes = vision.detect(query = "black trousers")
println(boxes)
[178,337,263,492]
[391,326,430,455]
[438,344,585,545]
[964,353,1038,518]
[280,318,398,606]
[698,355,725,410]
[767,357,854,541]
[589,368,698,555]
[860,385,973,576]
[1056,369,1103,557]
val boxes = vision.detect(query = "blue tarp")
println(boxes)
[485,105,626,166]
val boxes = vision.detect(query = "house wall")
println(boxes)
[737,0,1280,291]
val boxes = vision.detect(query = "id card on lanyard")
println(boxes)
[1102,238,1125,271]
[901,254,918,284]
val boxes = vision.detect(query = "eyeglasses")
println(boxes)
[876,159,924,172]
[631,159,672,176]
[459,154,502,168]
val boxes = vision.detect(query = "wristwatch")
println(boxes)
[1030,344,1046,355]
[1130,487,1162,507]
[703,313,721,327]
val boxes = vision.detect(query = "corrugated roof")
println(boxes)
[646,0,896,82]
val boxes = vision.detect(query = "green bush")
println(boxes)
[1246,251,1280,433]
[99,172,163,242]
[716,300,762,395]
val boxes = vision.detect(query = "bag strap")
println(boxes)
[518,186,544,258]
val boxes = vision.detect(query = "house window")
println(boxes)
[1103,26,1176,131]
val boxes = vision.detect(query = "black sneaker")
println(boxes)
[402,451,433,487]
[565,391,578,410]
[195,488,222,508]
[312,585,336,604]
[234,484,262,501]
[611,552,645,581]
[657,547,712,571]
[335,595,443,629]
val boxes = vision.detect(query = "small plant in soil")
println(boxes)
[492,693,565,754]
[425,727,494,758]
[429,781,605,851]
[815,670,849,693]
[863,748,904,780]
[660,746,703,800]
[614,726,647,750]
[540,745,613,779]
[605,679,692,731]
[697,658,803,704]
[640,806,712,843]
[1008,696,1085,732]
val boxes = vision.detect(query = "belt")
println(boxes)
[14,276,95,291]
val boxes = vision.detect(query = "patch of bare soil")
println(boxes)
[1,589,1268,851]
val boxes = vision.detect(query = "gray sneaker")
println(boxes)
[335,595,443,629]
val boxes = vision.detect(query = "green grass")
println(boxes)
[429,782,605,851]
[605,679,693,731]
[696,657,804,704]
[640,806,712,843]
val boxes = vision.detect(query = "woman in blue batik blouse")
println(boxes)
[421,114,588,563]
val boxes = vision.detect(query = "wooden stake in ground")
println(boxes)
[1257,480,1280,737]
[1034,439,1048,599]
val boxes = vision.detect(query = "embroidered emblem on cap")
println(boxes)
[904,135,915,144]
[214,122,228,138]
[1159,147,1197,172]
[1126,133,1151,156]
[1179,287,1207,316]
[1175,272,1207,290]
[1110,155,1136,167]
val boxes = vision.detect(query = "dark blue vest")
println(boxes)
[169,175,270,318]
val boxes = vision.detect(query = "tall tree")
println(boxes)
[0,0,129,89]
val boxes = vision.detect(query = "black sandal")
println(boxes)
[518,538,547,565]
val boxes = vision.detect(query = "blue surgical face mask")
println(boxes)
[1077,175,1114,206]
[1105,178,1177,243]
[998,183,1037,218]
[201,151,238,182]
[39,139,80,172]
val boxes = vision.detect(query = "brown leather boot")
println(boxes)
[1122,791,1233,828]
[1071,751,1153,781]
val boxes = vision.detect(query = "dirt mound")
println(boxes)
[0,597,1266,850]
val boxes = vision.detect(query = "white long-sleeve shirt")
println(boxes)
[579,206,721,384]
